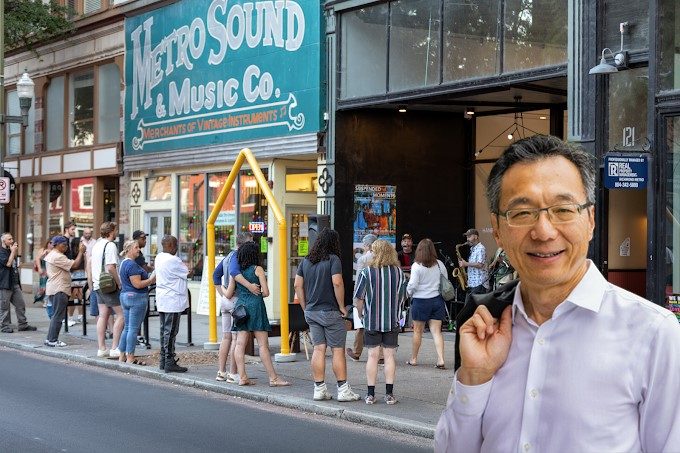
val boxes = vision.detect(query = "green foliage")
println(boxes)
[4,0,74,51]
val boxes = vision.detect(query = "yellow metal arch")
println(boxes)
[207,148,290,354]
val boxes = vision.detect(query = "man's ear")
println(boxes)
[491,214,503,248]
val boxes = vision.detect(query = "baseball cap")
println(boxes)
[362,234,378,247]
[463,228,479,237]
[132,230,147,240]
[402,233,412,240]
[51,235,68,246]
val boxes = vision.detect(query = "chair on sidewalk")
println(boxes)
[288,303,311,360]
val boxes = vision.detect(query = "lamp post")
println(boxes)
[0,70,35,234]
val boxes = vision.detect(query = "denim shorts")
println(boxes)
[95,289,121,307]
[304,310,347,349]
[89,290,99,316]
[410,295,446,322]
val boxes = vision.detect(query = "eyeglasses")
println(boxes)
[497,202,593,227]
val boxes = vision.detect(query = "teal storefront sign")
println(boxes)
[124,0,323,155]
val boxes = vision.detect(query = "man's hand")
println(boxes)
[78,242,86,253]
[10,243,18,254]
[247,282,261,295]
[458,259,467,268]
[338,305,348,317]
[457,305,512,386]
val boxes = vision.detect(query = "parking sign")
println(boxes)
[0,177,10,204]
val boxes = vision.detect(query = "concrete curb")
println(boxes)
[1,339,435,439]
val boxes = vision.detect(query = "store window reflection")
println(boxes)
[659,0,680,91]
[239,169,268,271]
[666,118,680,309]
[47,181,64,236]
[179,174,205,281]
[24,184,35,263]
[70,177,95,236]
[209,173,236,256]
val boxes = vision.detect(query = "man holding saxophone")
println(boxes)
[457,229,489,295]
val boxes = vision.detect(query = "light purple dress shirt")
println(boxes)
[435,261,680,452]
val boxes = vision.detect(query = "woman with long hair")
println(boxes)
[353,239,406,404]
[225,242,289,387]
[117,239,155,365]
[406,238,448,369]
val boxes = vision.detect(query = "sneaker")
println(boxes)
[313,383,333,401]
[1,326,14,333]
[67,318,76,327]
[337,383,360,402]
[75,315,84,322]
[97,349,110,358]
[226,373,239,384]
[44,339,67,347]
[384,394,398,405]
[365,394,376,405]
[165,361,188,373]
[18,325,37,332]
[109,348,121,358]
[216,371,228,381]
[345,348,360,362]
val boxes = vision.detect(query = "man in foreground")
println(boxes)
[435,135,680,451]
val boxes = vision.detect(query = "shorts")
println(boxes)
[95,289,121,307]
[410,296,446,322]
[71,270,87,288]
[365,328,400,349]
[89,290,99,316]
[304,310,347,349]
[220,297,236,334]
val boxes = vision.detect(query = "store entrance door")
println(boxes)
[288,208,316,302]
[145,211,171,265]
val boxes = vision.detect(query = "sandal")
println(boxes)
[435,363,446,370]
[238,379,255,386]
[127,359,147,366]
[269,377,291,387]
[406,360,418,366]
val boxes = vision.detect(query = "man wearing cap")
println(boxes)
[347,233,377,361]
[397,234,415,276]
[133,230,154,273]
[0,233,37,333]
[458,229,489,295]
[44,236,86,346]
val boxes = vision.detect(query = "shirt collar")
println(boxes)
[512,259,607,321]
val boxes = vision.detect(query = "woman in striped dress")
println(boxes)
[353,239,407,405]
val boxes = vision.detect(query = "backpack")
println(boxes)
[98,242,117,293]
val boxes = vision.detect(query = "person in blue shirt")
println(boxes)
[118,239,155,365]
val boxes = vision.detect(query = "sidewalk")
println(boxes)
[0,297,457,439]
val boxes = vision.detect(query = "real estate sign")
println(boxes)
[124,0,323,154]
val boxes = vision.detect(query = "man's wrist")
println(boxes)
[457,367,495,386]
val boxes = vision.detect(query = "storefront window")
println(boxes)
[98,63,121,144]
[340,4,388,99]
[666,117,680,307]
[239,169,269,271]
[443,0,500,82]
[46,76,65,151]
[659,0,680,91]
[24,184,35,263]
[69,70,95,147]
[146,176,172,201]
[503,0,567,72]
[179,174,206,281]
[70,177,95,236]
[209,173,237,257]
[608,67,648,151]
[47,181,65,237]
[5,89,34,155]
[388,0,441,92]
[285,169,317,192]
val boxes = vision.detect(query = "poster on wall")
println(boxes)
[197,255,225,316]
[352,184,396,280]
[668,295,680,323]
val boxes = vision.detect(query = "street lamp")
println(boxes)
[0,70,34,232]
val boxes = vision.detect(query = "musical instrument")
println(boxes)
[452,242,468,291]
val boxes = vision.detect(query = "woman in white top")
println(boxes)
[405,238,447,369]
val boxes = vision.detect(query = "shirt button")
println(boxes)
[524,443,531,451]
[459,395,469,404]
[537,338,545,345]
[529,389,539,398]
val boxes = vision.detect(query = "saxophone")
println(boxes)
[452,242,468,291]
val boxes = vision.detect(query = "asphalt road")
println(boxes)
[0,348,432,453]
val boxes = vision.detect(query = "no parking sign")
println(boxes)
[0,177,10,204]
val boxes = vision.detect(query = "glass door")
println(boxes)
[288,208,316,302]
[663,116,680,315]
[145,211,171,265]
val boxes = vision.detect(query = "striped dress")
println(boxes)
[353,265,407,332]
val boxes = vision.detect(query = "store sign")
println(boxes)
[604,154,648,189]
[215,211,236,226]
[248,221,266,234]
[0,178,10,204]
[124,0,323,155]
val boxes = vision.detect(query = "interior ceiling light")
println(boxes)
[465,108,475,116]
[589,22,629,75]
[539,116,547,120]
[398,105,407,113]
[475,96,543,157]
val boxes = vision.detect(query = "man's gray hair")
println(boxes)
[236,232,254,247]
[362,234,378,247]
[486,135,596,215]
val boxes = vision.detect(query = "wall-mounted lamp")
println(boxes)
[398,105,407,113]
[589,22,629,75]
[463,108,475,120]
